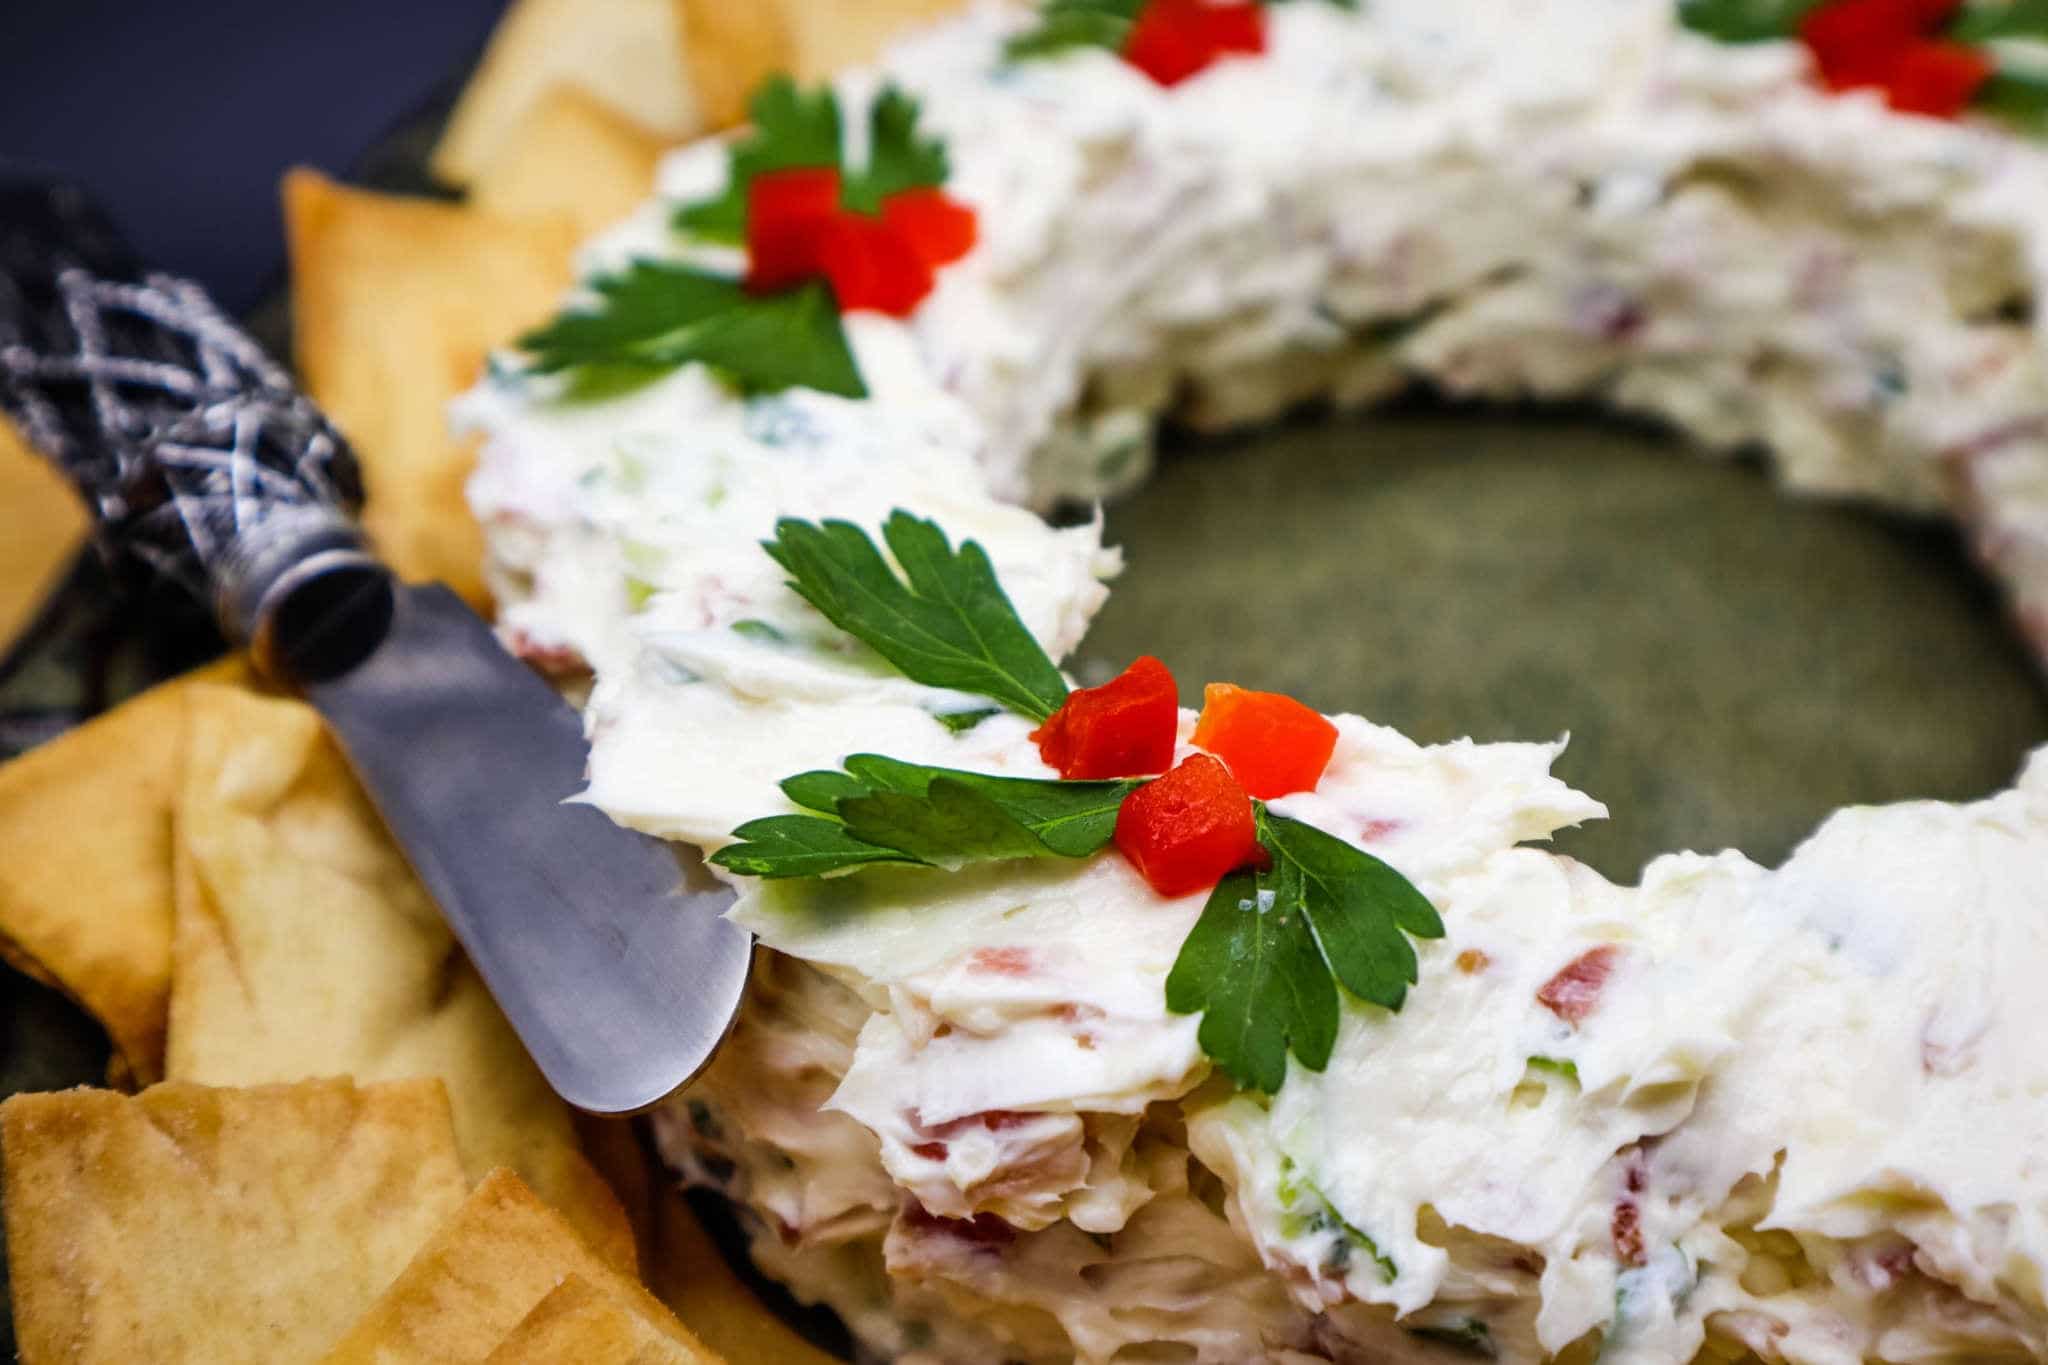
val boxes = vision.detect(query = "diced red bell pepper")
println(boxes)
[1031,655,1180,780]
[880,188,979,268]
[745,166,843,293]
[1123,0,1266,87]
[816,213,934,316]
[1884,40,1993,116]
[1113,754,1259,898]
[1191,682,1338,800]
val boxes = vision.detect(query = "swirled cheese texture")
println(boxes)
[463,2,2048,1360]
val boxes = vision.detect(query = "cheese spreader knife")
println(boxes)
[0,180,751,1115]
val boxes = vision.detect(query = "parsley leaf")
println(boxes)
[516,262,866,399]
[1951,0,2048,42]
[764,513,1072,720]
[676,77,842,242]
[1165,808,1443,1093]
[843,86,951,213]
[1005,0,1145,61]
[1675,0,1823,41]
[712,814,921,878]
[711,755,1139,878]
[676,79,950,236]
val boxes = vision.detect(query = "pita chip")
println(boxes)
[284,168,578,607]
[484,1275,709,1364]
[432,0,697,187]
[677,0,968,129]
[166,682,634,1271]
[0,414,87,649]
[0,1078,467,1365]
[0,656,256,1085]
[470,84,666,237]
[320,1167,716,1365]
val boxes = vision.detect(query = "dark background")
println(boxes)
[0,0,510,313]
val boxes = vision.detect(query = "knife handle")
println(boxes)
[0,178,393,683]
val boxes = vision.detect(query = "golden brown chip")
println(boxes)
[320,1167,717,1365]
[167,682,635,1271]
[470,83,667,237]
[484,1275,709,1364]
[0,1078,468,1365]
[0,414,87,649]
[284,168,578,608]
[649,1182,845,1365]
[676,0,969,128]
[0,656,256,1086]
[433,0,699,188]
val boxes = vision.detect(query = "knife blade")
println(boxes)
[0,178,752,1114]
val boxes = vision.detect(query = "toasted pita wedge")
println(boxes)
[649,1183,844,1365]
[433,0,697,187]
[0,1078,467,1365]
[321,1167,716,1364]
[676,0,969,128]
[484,1275,708,1364]
[0,656,255,1085]
[284,169,578,608]
[470,84,666,237]
[0,414,87,649]
[167,683,634,1271]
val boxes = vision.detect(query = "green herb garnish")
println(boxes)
[516,262,865,399]
[1165,807,1443,1093]
[710,754,1141,877]
[1674,0,1823,42]
[675,79,949,239]
[765,512,1071,721]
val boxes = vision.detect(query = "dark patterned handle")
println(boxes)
[0,179,384,674]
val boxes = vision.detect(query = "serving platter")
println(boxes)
[4,64,2048,1365]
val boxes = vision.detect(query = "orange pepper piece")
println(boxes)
[1031,655,1180,780]
[1113,754,1259,898]
[1191,682,1337,800]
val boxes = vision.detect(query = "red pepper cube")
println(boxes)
[1124,0,1265,87]
[880,188,979,268]
[1031,655,1180,780]
[1114,755,1259,898]
[745,166,843,293]
[1884,40,1992,116]
[817,213,935,316]
[1191,682,1338,800]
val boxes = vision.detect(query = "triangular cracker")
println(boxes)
[320,1167,716,1364]
[0,1078,468,1364]
[167,683,634,1271]
[484,1275,709,1364]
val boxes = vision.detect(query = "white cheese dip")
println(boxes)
[461,2,2048,1360]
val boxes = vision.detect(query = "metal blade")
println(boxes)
[306,583,751,1115]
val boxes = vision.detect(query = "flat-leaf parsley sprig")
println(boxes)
[515,79,977,401]
[714,511,1443,1094]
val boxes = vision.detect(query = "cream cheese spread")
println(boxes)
[460,2,2048,1360]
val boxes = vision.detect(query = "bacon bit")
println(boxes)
[1611,1200,1645,1267]
[1455,948,1490,975]
[900,1203,1017,1249]
[504,629,589,678]
[1359,818,1403,842]
[911,1141,948,1161]
[919,1109,1039,1139]
[1537,945,1620,1025]
[969,945,1034,977]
